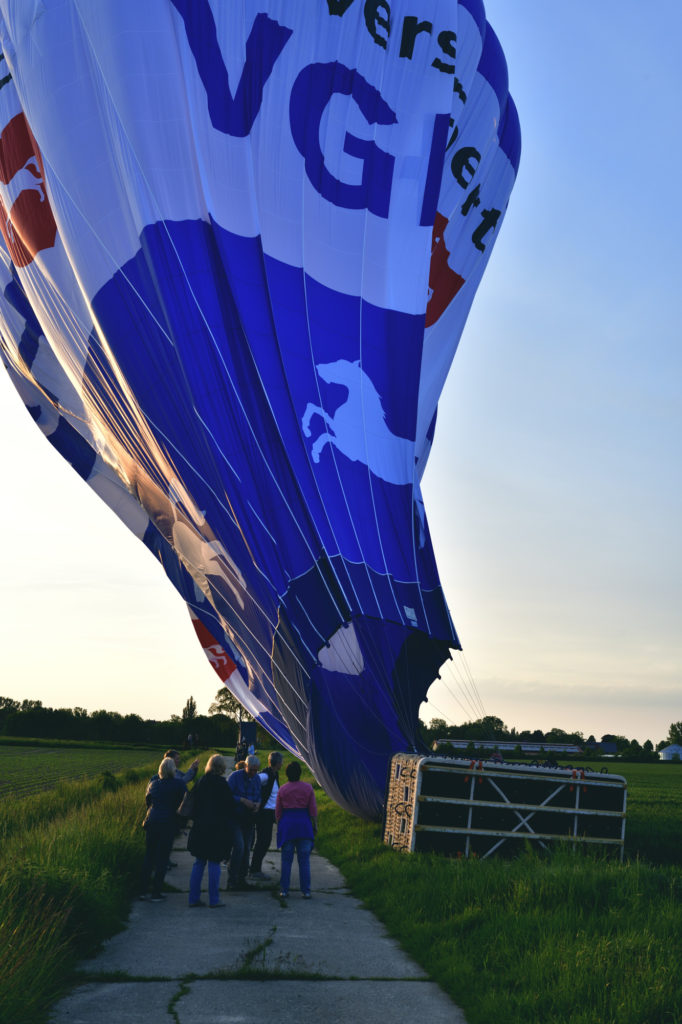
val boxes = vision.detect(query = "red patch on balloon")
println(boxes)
[425,211,464,327]
[0,113,57,267]
[192,616,238,682]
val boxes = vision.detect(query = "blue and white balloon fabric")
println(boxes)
[0,1,519,817]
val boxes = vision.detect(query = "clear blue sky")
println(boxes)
[1,1,680,744]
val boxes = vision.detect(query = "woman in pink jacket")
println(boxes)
[275,761,318,899]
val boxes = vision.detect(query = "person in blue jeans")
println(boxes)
[226,755,261,890]
[187,754,235,908]
[275,761,318,898]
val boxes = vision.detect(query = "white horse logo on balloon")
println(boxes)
[302,359,414,486]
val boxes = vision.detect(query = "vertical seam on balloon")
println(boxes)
[58,6,372,716]
[297,71,385,624]
[293,50,424,738]
[61,0,373,755]
[219,9,403,736]
[352,51,408,629]
[353,89,417,733]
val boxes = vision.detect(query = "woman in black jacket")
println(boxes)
[187,754,236,908]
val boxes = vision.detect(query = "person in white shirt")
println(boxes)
[248,751,283,879]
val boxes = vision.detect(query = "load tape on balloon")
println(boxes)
[0,0,520,817]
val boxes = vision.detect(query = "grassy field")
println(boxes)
[619,762,682,864]
[0,744,160,801]
[314,761,682,1024]
[1,748,680,1024]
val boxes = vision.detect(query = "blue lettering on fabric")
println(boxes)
[170,1,292,137]
[170,4,449,225]
[289,62,396,218]
[420,113,449,226]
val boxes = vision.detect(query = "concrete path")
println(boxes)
[48,837,466,1023]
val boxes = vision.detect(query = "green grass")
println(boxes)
[0,735,159,749]
[313,761,682,1024]
[0,750,200,1024]
[0,744,162,800]
[1,747,680,1024]
[618,762,682,864]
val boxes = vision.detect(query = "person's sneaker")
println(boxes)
[138,894,148,901]
[279,891,288,898]
[188,900,206,908]
[302,892,312,899]
[209,902,226,908]
[150,894,166,902]
[249,871,269,881]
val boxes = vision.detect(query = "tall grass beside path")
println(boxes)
[0,755,190,1024]
[313,776,682,1024]
[0,762,156,841]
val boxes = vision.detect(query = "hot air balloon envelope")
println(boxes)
[0,0,520,817]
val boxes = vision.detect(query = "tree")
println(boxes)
[208,687,253,722]
[182,696,197,723]
[546,727,584,746]
[0,697,19,729]
[667,721,682,745]
[477,716,508,739]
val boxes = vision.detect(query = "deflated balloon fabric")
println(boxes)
[0,0,520,817]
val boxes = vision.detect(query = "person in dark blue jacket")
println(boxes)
[225,755,261,890]
[140,756,186,901]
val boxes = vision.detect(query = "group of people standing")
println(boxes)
[140,748,318,905]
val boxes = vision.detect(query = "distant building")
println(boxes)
[432,739,583,756]
[659,744,682,761]
[586,737,618,755]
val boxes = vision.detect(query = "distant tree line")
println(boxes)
[420,715,674,763]
[1,694,677,762]
[0,690,269,749]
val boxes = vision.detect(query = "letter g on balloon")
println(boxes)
[289,62,397,218]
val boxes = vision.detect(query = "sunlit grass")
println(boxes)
[0,763,157,842]
[0,755,193,1024]
[313,765,682,1024]
[1,751,680,1024]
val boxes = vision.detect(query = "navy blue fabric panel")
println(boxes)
[306,617,434,818]
[500,94,522,174]
[18,324,39,369]
[47,416,97,480]
[4,278,42,368]
[478,23,509,112]
[459,0,487,37]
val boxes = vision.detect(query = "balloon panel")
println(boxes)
[0,1,519,817]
